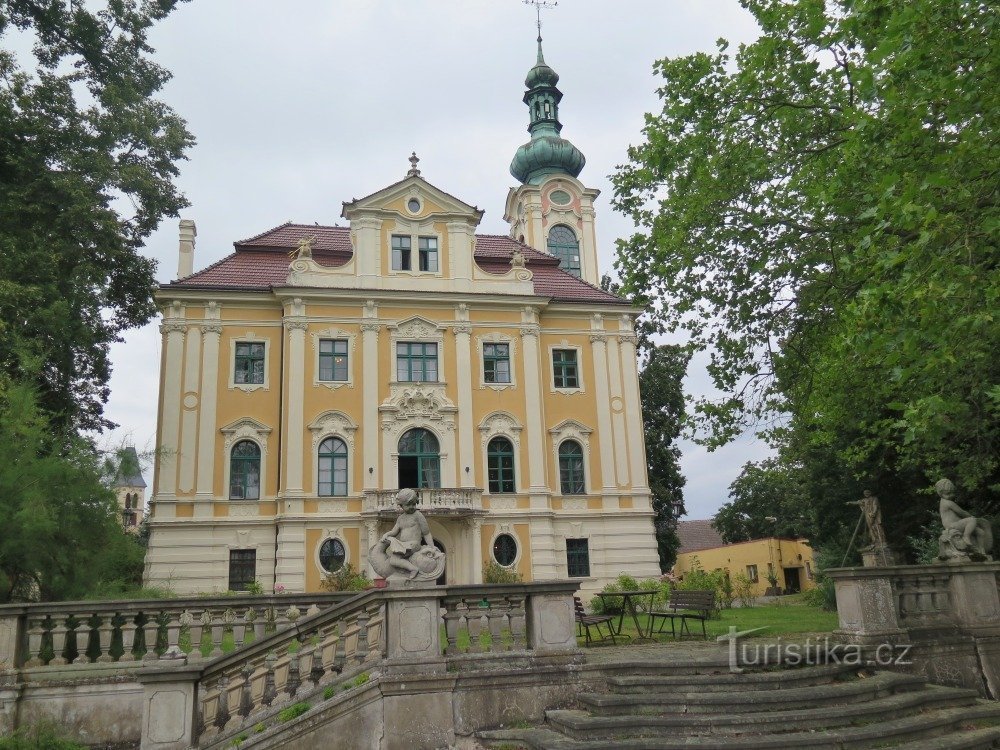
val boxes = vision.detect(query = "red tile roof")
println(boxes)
[676,519,727,554]
[165,223,625,305]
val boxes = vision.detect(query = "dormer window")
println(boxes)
[392,233,439,273]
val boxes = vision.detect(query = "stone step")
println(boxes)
[477,701,1000,749]
[579,671,924,715]
[544,685,980,740]
[607,662,864,694]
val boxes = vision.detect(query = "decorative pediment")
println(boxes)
[548,419,593,440]
[479,411,523,450]
[307,410,358,450]
[220,418,272,451]
[378,384,458,433]
[341,175,484,225]
[389,316,443,340]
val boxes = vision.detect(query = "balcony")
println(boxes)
[362,487,485,517]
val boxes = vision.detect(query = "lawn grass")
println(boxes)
[585,601,838,645]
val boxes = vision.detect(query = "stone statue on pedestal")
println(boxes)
[847,490,894,566]
[936,478,994,562]
[368,488,445,586]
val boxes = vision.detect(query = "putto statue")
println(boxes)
[936,478,994,562]
[368,488,446,586]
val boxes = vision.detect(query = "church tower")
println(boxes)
[504,33,601,287]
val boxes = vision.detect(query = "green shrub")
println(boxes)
[230,733,248,747]
[482,560,522,584]
[319,563,371,592]
[253,722,267,734]
[323,686,336,700]
[732,572,756,608]
[244,580,264,595]
[0,725,88,750]
[277,702,311,723]
[590,573,669,614]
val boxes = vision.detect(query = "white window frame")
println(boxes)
[477,333,517,391]
[479,411,523,495]
[548,419,592,496]
[389,317,446,385]
[314,532,351,576]
[228,333,270,392]
[220,418,272,501]
[308,410,358,497]
[387,218,443,278]
[548,342,585,395]
[489,526,522,569]
[311,327,356,390]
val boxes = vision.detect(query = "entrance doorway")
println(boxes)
[434,540,446,585]
[397,428,441,489]
[783,567,801,594]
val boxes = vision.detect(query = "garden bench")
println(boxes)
[648,589,715,639]
[574,596,617,646]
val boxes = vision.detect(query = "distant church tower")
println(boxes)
[504,32,601,287]
[114,446,147,532]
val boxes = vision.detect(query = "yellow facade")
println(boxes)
[674,538,817,597]
[144,169,661,597]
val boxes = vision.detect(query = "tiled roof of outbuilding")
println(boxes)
[676,519,727,554]
[164,223,624,305]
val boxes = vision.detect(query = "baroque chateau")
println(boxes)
[144,37,660,596]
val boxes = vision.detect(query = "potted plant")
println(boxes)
[764,569,781,596]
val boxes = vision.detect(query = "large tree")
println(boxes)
[0,0,193,431]
[613,0,999,520]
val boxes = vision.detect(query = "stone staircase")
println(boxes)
[477,661,1000,749]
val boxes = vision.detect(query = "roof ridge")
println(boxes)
[167,251,237,284]
[235,221,294,246]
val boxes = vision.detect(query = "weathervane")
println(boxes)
[524,0,558,41]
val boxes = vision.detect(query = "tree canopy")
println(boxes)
[613,0,999,529]
[0,0,193,431]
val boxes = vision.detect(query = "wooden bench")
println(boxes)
[574,596,617,646]
[648,589,715,639]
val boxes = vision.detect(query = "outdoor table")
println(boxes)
[595,590,657,640]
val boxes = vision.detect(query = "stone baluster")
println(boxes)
[305,603,321,618]
[354,610,370,666]
[487,601,507,653]
[73,614,91,664]
[213,673,231,731]
[187,611,206,661]
[163,612,181,657]
[320,627,341,679]
[333,621,347,673]
[49,617,69,665]
[238,664,254,719]
[467,599,484,653]
[297,643,318,696]
[507,596,527,650]
[142,615,160,661]
[232,609,247,649]
[274,608,289,632]
[283,650,301,700]
[443,601,464,655]
[261,652,277,707]
[95,615,114,662]
[199,689,217,741]
[209,611,225,658]
[24,617,46,667]
[253,608,267,641]
[119,614,138,661]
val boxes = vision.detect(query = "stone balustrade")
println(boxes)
[362,487,484,515]
[441,586,527,654]
[0,592,355,671]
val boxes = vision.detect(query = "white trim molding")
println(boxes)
[548,418,593,496]
[476,332,518,391]
[220,417,272,501]
[310,327,357,390]
[479,411,524,495]
[386,218,443,279]
[308,410,358,497]
[227,333,270,393]
[547,341,585,395]
[388,315,447,385]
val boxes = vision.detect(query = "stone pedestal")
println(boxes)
[384,589,445,675]
[831,569,907,646]
[137,660,201,750]
[526,591,578,653]
[860,544,897,567]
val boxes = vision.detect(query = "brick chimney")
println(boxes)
[177,219,197,279]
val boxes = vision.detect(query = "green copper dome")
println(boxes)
[510,37,585,185]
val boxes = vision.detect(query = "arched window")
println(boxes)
[397,428,440,489]
[319,538,347,573]
[558,440,585,495]
[124,493,132,510]
[487,436,515,494]
[230,440,261,500]
[547,225,581,278]
[317,437,348,496]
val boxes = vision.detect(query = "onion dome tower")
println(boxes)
[505,32,601,286]
[510,35,586,185]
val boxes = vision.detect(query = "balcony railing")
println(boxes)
[362,487,484,515]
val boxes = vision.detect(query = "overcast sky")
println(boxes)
[95,0,772,518]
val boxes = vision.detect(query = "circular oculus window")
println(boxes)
[319,538,346,573]
[549,189,572,205]
[407,198,421,213]
[492,533,518,567]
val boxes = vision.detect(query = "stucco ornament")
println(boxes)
[368,488,445,586]
[937,478,994,561]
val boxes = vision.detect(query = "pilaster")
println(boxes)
[361,304,381,490]
[156,309,187,510]
[177,325,201,495]
[353,217,383,279]
[283,309,308,509]
[589,322,617,492]
[519,307,547,505]
[618,318,650,494]
[195,312,222,514]
[454,317,475,487]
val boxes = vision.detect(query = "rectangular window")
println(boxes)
[483,342,511,384]
[391,235,412,271]
[318,339,348,381]
[418,237,438,272]
[228,549,257,591]
[552,349,578,388]
[234,342,265,384]
[566,538,591,578]
[396,342,438,382]
[805,561,813,580]
[746,564,759,583]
